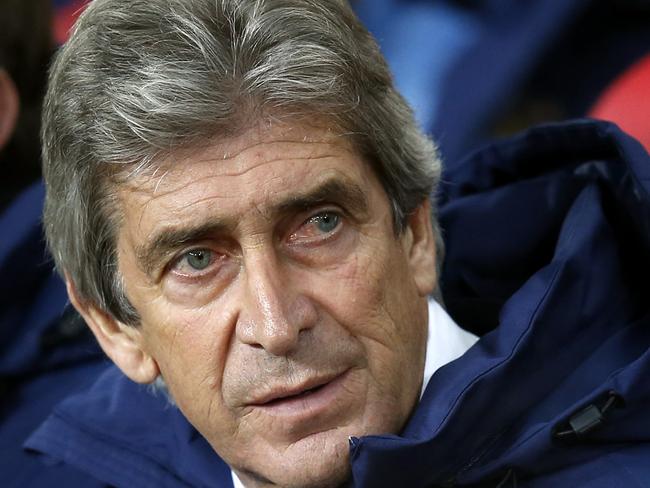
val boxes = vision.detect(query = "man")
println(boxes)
[28,0,650,487]
[37,1,477,486]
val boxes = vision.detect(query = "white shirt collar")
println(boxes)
[232,300,477,488]
[421,299,478,397]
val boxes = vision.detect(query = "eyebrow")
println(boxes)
[276,178,369,217]
[134,177,370,277]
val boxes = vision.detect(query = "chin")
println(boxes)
[272,463,350,488]
[237,461,351,488]
[233,429,353,488]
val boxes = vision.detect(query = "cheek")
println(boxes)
[317,234,424,398]
[139,303,235,410]
[325,236,388,296]
[314,234,404,338]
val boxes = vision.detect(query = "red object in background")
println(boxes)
[53,0,89,45]
[590,52,650,153]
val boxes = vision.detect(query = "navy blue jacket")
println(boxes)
[22,120,650,487]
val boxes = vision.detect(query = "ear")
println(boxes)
[401,200,437,297]
[0,69,20,150]
[66,278,160,384]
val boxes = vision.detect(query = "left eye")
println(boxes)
[308,212,340,234]
[289,210,342,244]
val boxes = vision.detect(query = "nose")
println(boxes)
[236,250,317,356]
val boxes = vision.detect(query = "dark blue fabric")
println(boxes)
[25,120,650,487]
[0,182,108,487]
[1,360,109,488]
[26,367,234,488]
[0,182,102,375]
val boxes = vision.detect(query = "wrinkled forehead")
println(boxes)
[108,120,379,233]
[115,119,361,193]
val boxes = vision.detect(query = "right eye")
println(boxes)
[170,248,221,278]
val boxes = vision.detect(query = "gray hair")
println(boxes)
[42,0,443,325]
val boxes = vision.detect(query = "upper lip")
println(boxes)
[247,371,344,406]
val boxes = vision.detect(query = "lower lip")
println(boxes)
[253,370,351,420]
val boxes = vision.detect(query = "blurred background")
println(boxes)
[353,0,650,166]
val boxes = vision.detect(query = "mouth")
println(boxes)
[258,382,329,406]
[248,370,350,419]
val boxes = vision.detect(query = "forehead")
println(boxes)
[116,122,380,229]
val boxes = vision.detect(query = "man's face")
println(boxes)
[112,122,436,487]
